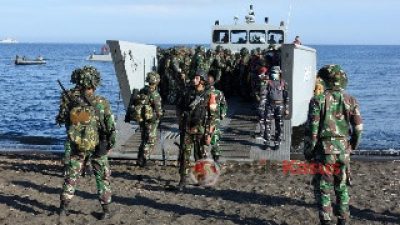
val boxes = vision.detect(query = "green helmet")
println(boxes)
[215,45,223,53]
[240,47,249,56]
[196,45,206,54]
[146,71,160,85]
[224,49,231,55]
[195,69,207,81]
[71,65,101,88]
[318,64,348,90]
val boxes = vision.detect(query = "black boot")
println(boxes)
[213,155,220,163]
[337,219,346,225]
[58,200,69,216]
[137,157,147,168]
[321,220,332,225]
[178,176,187,191]
[100,204,111,220]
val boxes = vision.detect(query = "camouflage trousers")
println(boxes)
[61,151,112,205]
[264,104,284,142]
[313,154,350,221]
[138,120,159,160]
[210,126,221,158]
[179,133,207,177]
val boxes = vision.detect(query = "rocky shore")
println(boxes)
[0,154,398,225]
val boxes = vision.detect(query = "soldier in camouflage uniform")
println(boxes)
[176,69,214,190]
[305,65,363,225]
[254,66,269,139]
[132,72,163,167]
[189,46,208,80]
[206,70,228,162]
[57,66,116,219]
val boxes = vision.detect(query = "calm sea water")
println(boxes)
[0,43,398,150]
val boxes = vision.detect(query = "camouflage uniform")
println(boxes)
[128,72,163,166]
[264,66,289,148]
[305,65,363,225]
[177,70,213,187]
[207,77,227,161]
[57,66,116,219]
[254,67,269,139]
[189,46,208,79]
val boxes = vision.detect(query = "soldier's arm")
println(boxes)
[283,81,290,108]
[219,92,228,120]
[153,92,163,119]
[309,96,322,150]
[56,92,70,125]
[349,97,363,150]
[102,99,116,149]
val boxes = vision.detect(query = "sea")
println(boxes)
[0,43,399,151]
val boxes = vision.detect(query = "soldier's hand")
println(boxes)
[124,114,130,123]
[284,109,290,116]
[204,134,211,145]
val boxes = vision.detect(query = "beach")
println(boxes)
[0,154,398,225]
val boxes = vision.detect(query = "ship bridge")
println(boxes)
[211,5,286,52]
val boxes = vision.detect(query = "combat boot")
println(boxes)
[213,155,220,163]
[58,200,70,216]
[137,157,147,168]
[178,175,187,191]
[320,220,332,225]
[100,204,111,220]
[337,219,346,225]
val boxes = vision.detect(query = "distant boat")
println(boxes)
[86,44,112,62]
[15,56,46,65]
[0,38,18,44]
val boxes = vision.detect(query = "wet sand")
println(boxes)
[0,154,398,225]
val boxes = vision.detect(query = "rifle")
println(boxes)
[159,115,166,166]
[346,162,352,186]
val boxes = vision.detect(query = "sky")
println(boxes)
[1,0,399,45]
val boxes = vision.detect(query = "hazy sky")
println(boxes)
[1,0,399,44]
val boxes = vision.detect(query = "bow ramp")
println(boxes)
[107,40,317,162]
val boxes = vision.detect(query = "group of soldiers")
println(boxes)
[55,45,362,225]
[157,44,288,149]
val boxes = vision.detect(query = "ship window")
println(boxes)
[249,30,266,44]
[268,30,284,44]
[213,30,229,44]
[231,30,247,44]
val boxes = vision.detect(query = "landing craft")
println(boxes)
[106,5,317,161]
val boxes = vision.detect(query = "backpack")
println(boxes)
[130,88,154,123]
[267,80,285,102]
[188,92,207,129]
[67,94,99,152]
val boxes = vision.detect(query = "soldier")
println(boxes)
[305,65,363,225]
[128,72,163,167]
[264,66,289,149]
[176,69,214,190]
[189,46,208,79]
[254,66,269,140]
[206,70,228,162]
[57,66,116,219]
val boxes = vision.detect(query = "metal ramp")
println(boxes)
[109,97,291,162]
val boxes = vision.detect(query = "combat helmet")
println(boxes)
[317,64,348,90]
[240,47,249,56]
[146,71,160,85]
[71,65,101,88]
[270,66,281,80]
[195,69,207,81]
[196,45,206,54]
[215,45,223,53]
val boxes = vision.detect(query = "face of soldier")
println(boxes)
[85,88,94,96]
[207,75,215,85]
[193,76,201,86]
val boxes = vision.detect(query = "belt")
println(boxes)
[320,136,347,141]
[270,100,283,104]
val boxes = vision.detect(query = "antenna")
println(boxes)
[286,0,294,35]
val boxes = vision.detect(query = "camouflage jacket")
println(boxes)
[56,87,116,149]
[207,86,227,125]
[306,90,363,155]
[144,85,163,120]
[178,87,213,136]
[189,54,208,79]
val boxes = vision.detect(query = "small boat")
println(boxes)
[15,56,46,65]
[86,44,112,62]
[0,38,18,44]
